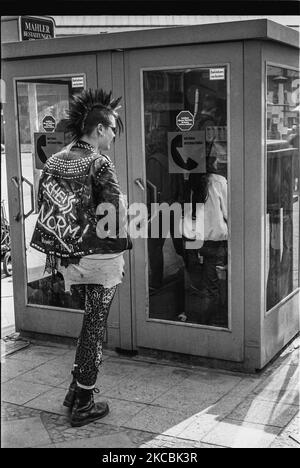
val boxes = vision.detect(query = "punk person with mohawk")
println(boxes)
[30,89,132,427]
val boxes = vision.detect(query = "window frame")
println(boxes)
[140,63,232,330]
[264,61,300,316]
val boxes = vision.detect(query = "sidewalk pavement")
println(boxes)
[1,333,299,448]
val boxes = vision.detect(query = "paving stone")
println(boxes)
[122,404,200,436]
[30,442,57,448]
[251,388,299,406]
[46,352,76,369]
[277,351,299,368]
[1,357,43,383]
[92,397,148,427]
[201,419,281,448]
[54,430,140,448]
[100,358,151,378]
[180,369,242,386]
[229,377,261,396]
[140,434,223,448]
[1,337,30,360]
[173,389,275,443]
[1,401,43,421]
[255,364,299,394]
[24,387,71,416]
[52,426,156,448]
[271,340,300,368]
[7,345,70,366]
[102,376,175,404]
[120,427,161,447]
[227,397,299,427]
[18,360,71,386]
[176,413,227,441]
[270,414,300,448]
[1,415,52,448]
[1,377,54,405]
[40,412,121,444]
[152,372,242,410]
[151,384,227,411]
[205,392,254,418]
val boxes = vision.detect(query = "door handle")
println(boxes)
[146,179,158,223]
[146,179,158,204]
[21,176,34,219]
[11,176,20,189]
[134,178,145,191]
[10,176,22,222]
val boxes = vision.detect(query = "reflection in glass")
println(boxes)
[16,77,85,309]
[143,67,228,327]
[266,66,299,310]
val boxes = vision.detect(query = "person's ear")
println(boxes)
[97,123,104,135]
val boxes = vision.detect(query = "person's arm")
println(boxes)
[36,168,48,212]
[219,177,228,222]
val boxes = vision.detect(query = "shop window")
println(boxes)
[266,65,300,311]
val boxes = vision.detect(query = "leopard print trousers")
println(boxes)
[71,284,117,387]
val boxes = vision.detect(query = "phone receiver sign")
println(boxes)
[34,132,65,170]
[168,131,206,173]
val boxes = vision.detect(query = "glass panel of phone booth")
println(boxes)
[143,67,228,327]
[16,77,85,310]
[266,65,300,311]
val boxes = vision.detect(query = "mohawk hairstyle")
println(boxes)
[66,88,123,138]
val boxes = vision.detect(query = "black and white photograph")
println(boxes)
[1,4,299,450]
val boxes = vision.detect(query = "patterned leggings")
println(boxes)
[71,284,117,387]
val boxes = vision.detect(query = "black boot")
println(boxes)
[70,387,109,427]
[63,371,77,409]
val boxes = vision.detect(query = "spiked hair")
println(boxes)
[66,88,123,138]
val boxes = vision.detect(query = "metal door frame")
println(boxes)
[124,41,245,362]
[2,52,133,350]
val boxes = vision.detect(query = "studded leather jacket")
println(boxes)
[30,141,132,264]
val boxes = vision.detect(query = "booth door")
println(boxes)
[125,42,245,361]
[5,55,101,338]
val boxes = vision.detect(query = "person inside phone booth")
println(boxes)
[180,149,228,326]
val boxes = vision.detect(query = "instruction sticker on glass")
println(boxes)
[72,76,85,88]
[176,110,194,131]
[34,132,65,170]
[209,68,225,80]
[168,131,206,173]
[42,115,56,132]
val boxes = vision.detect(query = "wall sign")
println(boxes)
[34,132,64,170]
[176,111,194,132]
[72,76,85,88]
[19,16,55,41]
[42,115,56,133]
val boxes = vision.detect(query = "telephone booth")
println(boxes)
[2,19,299,371]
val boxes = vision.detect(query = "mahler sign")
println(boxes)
[20,16,55,41]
